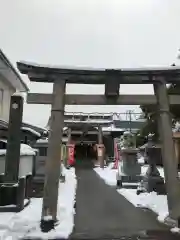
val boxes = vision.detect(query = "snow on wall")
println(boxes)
[0,143,36,156]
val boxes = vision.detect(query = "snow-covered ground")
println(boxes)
[0,166,77,240]
[94,163,169,225]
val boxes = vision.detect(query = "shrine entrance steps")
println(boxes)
[70,169,175,240]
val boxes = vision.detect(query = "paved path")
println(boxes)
[70,169,178,240]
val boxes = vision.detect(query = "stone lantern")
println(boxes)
[137,134,165,195]
[117,131,141,187]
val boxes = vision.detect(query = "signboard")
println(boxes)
[96,144,104,157]
[98,148,103,157]
[113,139,120,169]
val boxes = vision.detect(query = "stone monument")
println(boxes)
[117,131,141,187]
[0,93,33,211]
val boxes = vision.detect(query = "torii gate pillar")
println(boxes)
[97,125,105,168]
[154,79,180,220]
[41,79,66,222]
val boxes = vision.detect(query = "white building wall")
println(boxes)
[0,154,33,177]
[0,76,15,121]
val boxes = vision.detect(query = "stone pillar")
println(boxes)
[154,79,180,220]
[67,128,71,143]
[5,93,23,183]
[97,125,104,168]
[41,79,66,223]
[98,125,103,145]
[16,177,26,211]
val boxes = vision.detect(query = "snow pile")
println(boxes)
[0,167,77,240]
[171,227,180,233]
[94,163,168,224]
[118,189,168,222]
[141,165,164,178]
[94,162,117,186]
[95,163,164,187]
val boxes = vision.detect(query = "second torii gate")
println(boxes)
[48,113,113,167]
[17,62,180,225]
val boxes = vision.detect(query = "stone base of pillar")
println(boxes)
[40,219,56,232]
[121,174,142,183]
[144,175,165,194]
[25,174,33,199]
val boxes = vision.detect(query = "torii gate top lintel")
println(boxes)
[17,61,180,84]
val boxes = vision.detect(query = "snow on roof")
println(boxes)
[17,60,180,74]
[23,122,48,132]
[101,124,140,132]
[0,49,29,91]
[101,124,123,132]
[13,91,25,98]
[36,138,48,144]
[65,112,113,117]
[64,119,113,124]
[0,143,36,156]
[36,137,68,144]
[21,127,41,137]
[20,144,36,155]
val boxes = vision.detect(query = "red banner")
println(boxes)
[67,144,75,166]
[113,139,120,169]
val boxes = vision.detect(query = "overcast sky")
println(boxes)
[0,0,180,127]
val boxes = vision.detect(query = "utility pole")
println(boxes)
[129,110,132,133]
[126,110,133,133]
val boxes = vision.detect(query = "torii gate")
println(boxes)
[17,62,180,225]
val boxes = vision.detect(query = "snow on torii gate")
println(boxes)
[17,61,180,225]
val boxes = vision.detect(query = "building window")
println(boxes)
[38,147,47,156]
